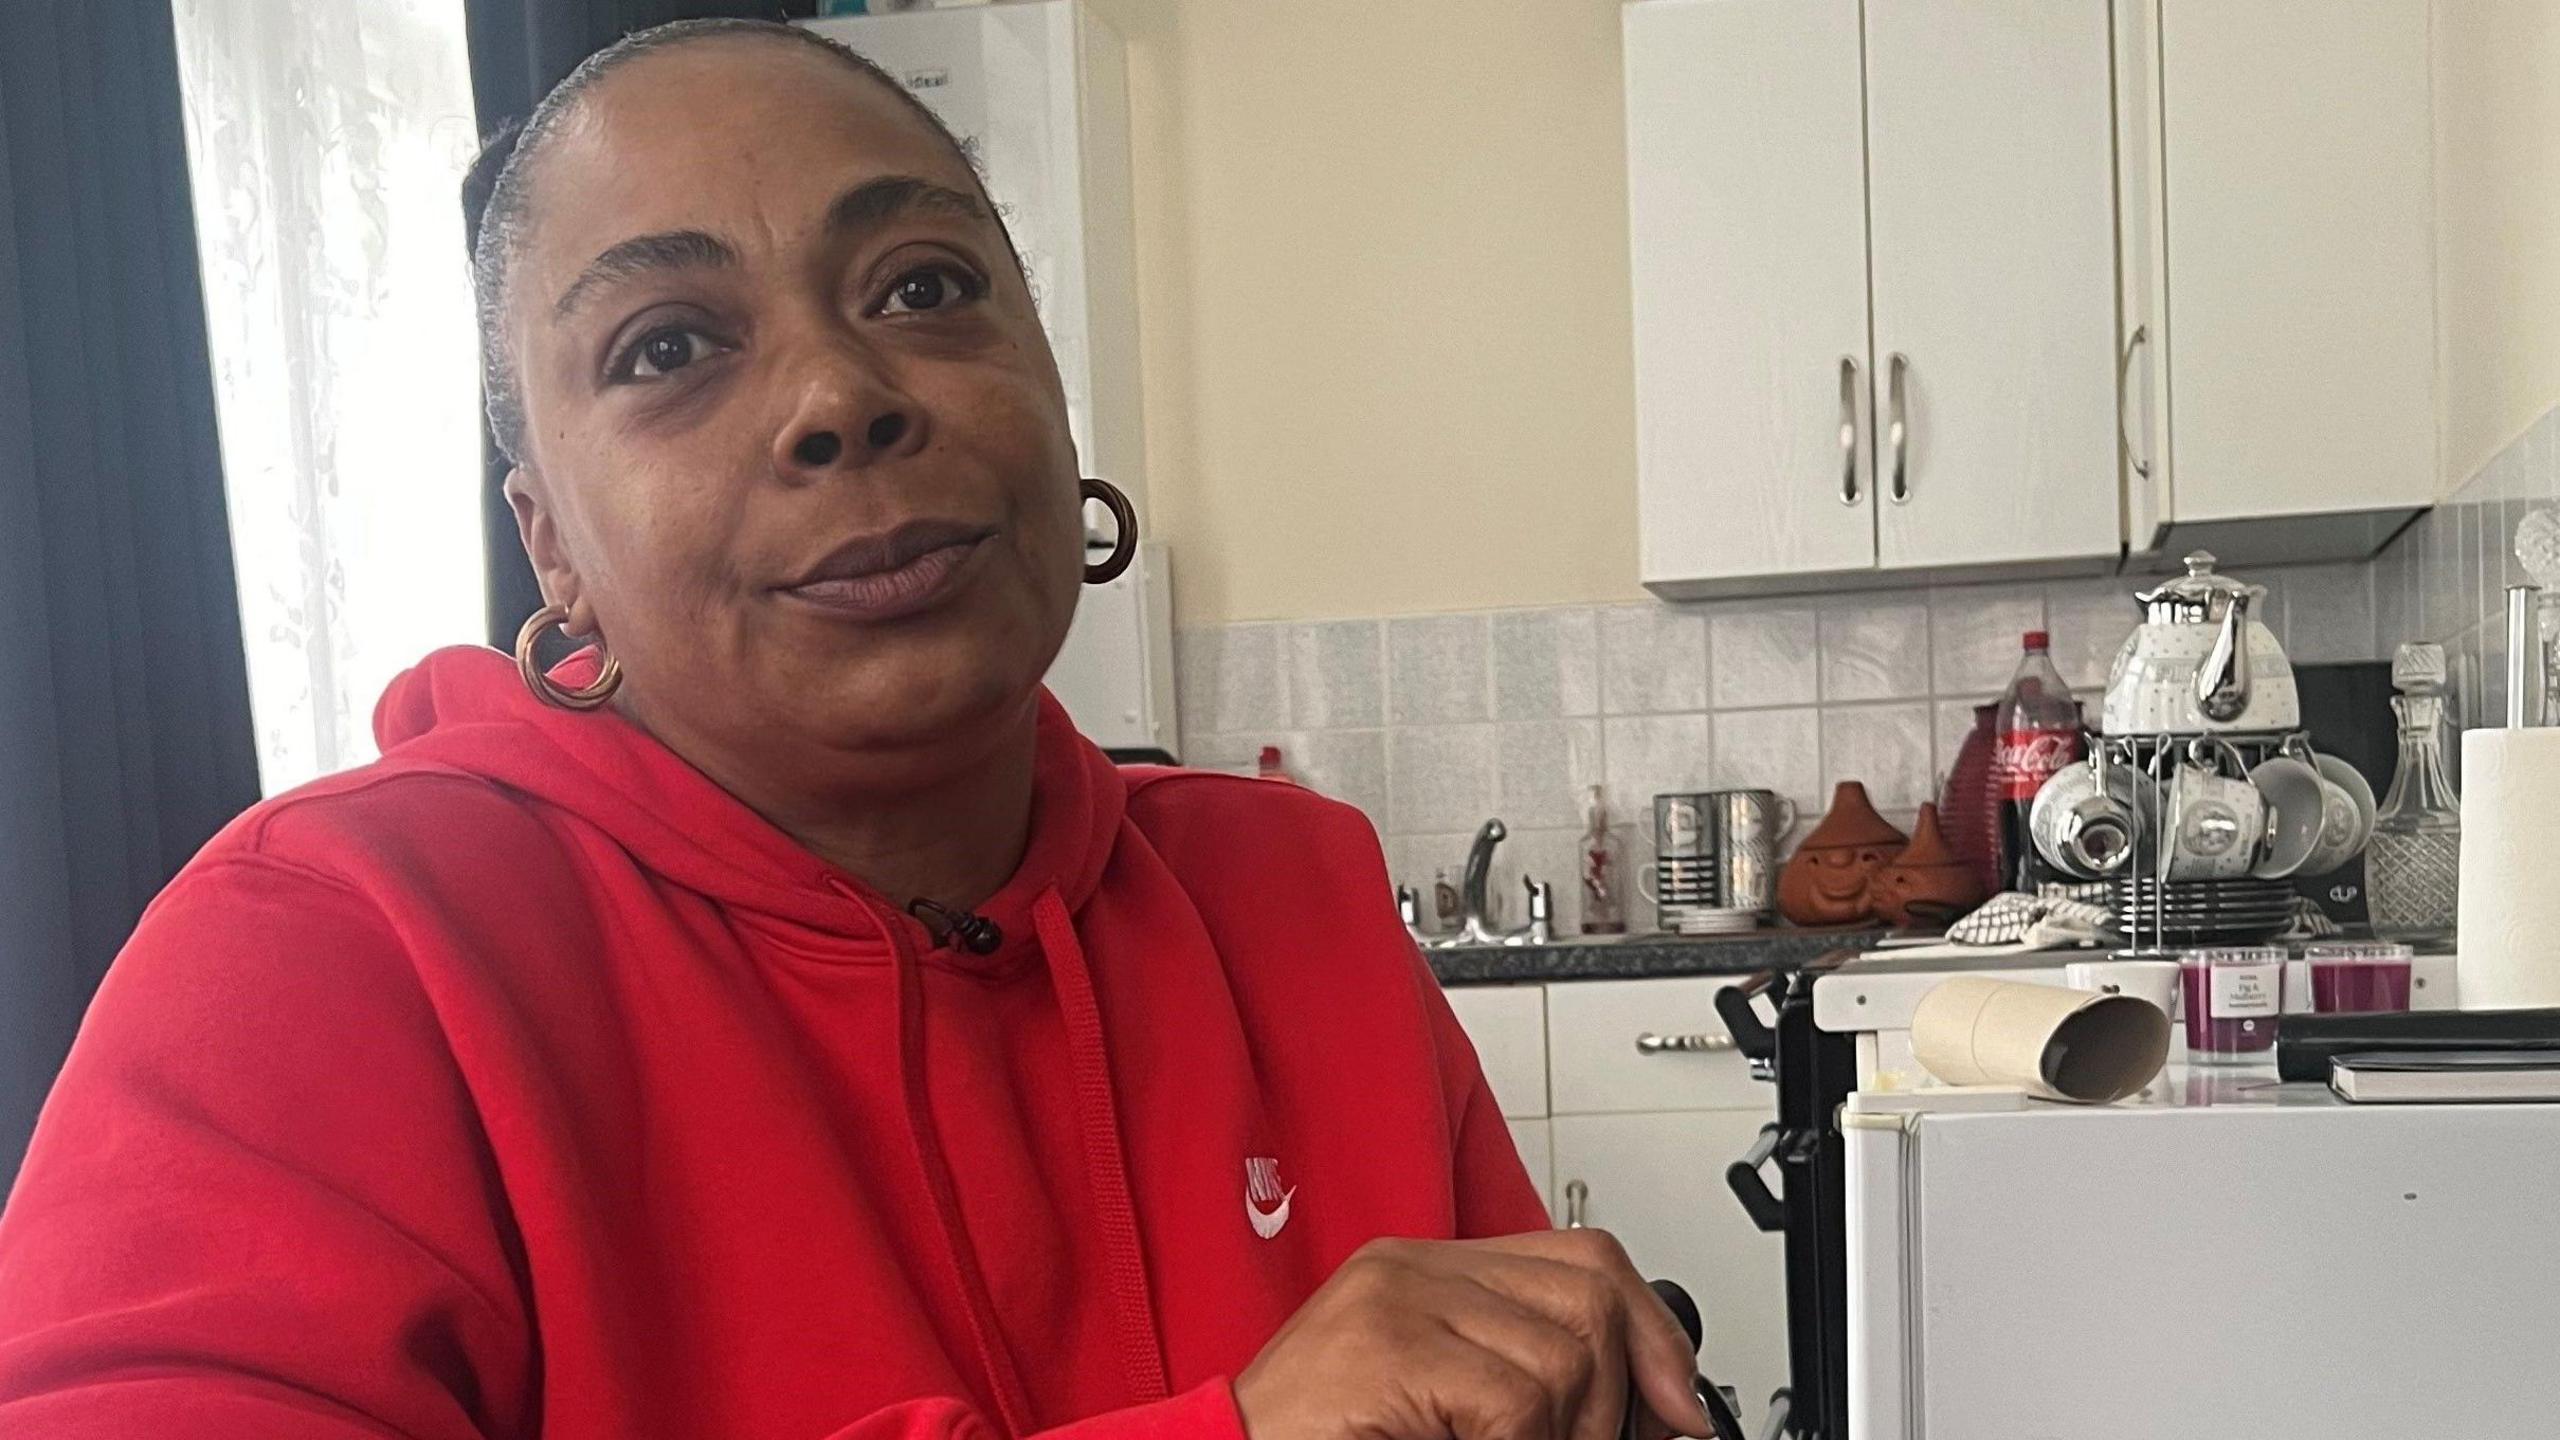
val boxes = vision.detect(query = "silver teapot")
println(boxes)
[2099,551,2299,735]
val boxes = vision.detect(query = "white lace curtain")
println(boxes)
[171,0,486,794]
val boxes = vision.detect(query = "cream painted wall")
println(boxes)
[2434,0,2560,489]
[1090,0,1646,626]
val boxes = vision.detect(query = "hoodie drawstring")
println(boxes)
[871,888,1037,1435]
[839,877,1168,1433]
[1031,886,1170,1405]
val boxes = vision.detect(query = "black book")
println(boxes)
[2277,1007,2560,1083]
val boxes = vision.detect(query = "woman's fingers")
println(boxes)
[1414,1327,1571,1440]
[1438,1277,1617,1440]
[1232,1232,1716,1440]
[1469,1230,1715,1439]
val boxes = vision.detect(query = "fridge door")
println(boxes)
[1850,1097,2560,1438]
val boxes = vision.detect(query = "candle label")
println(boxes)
[2210,964,2282,1018]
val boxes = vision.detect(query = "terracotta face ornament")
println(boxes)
[1866,802,1989,928]
[1778,781,1909,927]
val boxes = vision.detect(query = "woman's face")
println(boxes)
[503,38,1083,774]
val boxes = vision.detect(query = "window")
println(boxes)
[172,0,485,793]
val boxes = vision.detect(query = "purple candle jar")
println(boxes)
[2179,946,2287,1064]
[2306,941,2415,1015]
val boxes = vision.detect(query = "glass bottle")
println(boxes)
[1578,785,1626,935]
[2366,643,2461,942]
[1992,631,2084,891]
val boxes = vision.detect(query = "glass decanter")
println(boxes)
[2365,642,2461,942]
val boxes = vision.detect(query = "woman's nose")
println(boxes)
[772,358,930,479]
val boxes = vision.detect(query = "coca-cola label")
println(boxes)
[1990,728,2083,801]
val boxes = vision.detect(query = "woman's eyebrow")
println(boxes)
[548,178,986,321]
[823,175,990,243]
[553,230,738,319]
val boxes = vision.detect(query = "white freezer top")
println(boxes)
[1814,947,2461,1035]
[1846,1077,2560,1438]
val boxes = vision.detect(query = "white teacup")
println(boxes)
[2064,958,2182,1021]
[2296,773,2366,875]
[2162,755,2267,882]
[2031,760,2149,879]
[2313,753,2379,852]
[2244,755,2329,880]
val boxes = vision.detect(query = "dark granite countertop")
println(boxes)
[1427,928,1888,986]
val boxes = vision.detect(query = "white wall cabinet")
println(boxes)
[1862,0,2123,572]
[1629,0,2444,597]
[2125,0,2438,563]
[1625,0,1877,589]
[1627,0,2123,598]
[1448,977,1788,1416]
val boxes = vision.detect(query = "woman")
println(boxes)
[0,20,1708,1440]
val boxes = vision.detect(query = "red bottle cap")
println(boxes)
[2023,630,2050,650]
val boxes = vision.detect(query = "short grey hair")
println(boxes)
[463,17,992,464]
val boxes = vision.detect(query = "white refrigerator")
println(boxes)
[1840,1064,2560,1437]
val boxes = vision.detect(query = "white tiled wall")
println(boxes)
[2373,402,2560,742]
[1171,405,2560,932]
[1177,562,2384,933]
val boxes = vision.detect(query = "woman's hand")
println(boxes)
[1232,1229,1715,1440]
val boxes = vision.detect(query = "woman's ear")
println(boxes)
[504,465,596,634]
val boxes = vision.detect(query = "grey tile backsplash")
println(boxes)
[1174,397,2554,931]
[2373,402,2560,749]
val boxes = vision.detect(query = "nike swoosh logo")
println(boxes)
[1245,1186,1296,1240]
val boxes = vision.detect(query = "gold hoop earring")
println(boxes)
[1080,477,1138,584]
[514,604,622,711]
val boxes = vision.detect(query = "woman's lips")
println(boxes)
[780,535,987,621]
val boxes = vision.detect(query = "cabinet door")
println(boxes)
[2157,0,2435,522]
[1863,0,2124,570]
[2115,0,2172,550]
[1625,0,1876,590]
[1442,983,1550,1119]
[1506,1118,1555,1222]
[1545,976,1765,1115]
[1552,1110,1789,1424]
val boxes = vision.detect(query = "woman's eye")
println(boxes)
[618,326,720,380]
[878,264,981,316]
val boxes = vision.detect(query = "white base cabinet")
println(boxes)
[1447,976,1788,1421]
[1552,1108,1790,1422]
[1506,1118,1554,1221]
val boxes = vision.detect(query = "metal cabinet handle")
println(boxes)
[1563,1179,1588,1228]
[1636,1031,1736,1054]
[2118,323,2153,480]
[1886,351,1910,504]
[1837,355,1861,507]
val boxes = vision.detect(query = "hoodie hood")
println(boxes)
[372,645,1126,961]
[376,646,1161,1430]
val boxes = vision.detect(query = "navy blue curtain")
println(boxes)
[461,0,812,645]
[0,1,262,1179]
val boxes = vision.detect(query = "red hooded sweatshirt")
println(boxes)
[0,646,1547,1439]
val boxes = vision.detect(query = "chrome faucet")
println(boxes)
[1458,818,1508,945]
[1423,820,1554,948]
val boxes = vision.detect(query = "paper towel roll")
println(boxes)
[2458,728,2560,1008]
[1910,977,2169,1104]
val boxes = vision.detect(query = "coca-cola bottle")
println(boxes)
[1990,631,2085,892]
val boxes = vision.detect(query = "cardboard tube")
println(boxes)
[1910,976,2171,1104]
